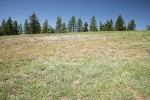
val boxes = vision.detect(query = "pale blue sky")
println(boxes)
[0,0,150,30]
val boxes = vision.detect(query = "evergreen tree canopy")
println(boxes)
[6,17,13,35]
[110,19,113,31]
[13,20,19,35]
[83,22,88,32]
[42,19,49,33]
[115,15,126,31]
[99,19,113,31]
[29,12,41,34]
[100,22,105,31]
[77,18,83,32]
[105,20,110,31]
[1,19,6,35]
[68,20,72,32]
[18,23,23,34]
[24,19,30,34]
[61,22,67,33]
[68,16,76,32]
[90,16,98,32]
[0,14,143,36]
[55,16,62,33]
[127,19,136,30]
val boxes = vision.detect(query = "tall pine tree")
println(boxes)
[42,19,49,33]
[104,19,113,31]
[13,20,19,35]
[1,19,6,35]
[61,22,67,33]
[24,19,30,34]
[68,20,72,32]
[68,16,76,32]
[71,16,76,32]
[77,18,83,32]
[90,16,98,32]
[29,12,41,34]
[18,23,23,34]
[110,19,113,31]
[6,17,13,35]
[83,22,88,32]
[105,20,110,31]
[115,15,126,31]
[127,19,136,30]
[55,16,62,33]
[100,22,105,31]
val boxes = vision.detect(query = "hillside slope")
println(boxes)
[0,31,150,99]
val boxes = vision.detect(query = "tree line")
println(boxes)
[0,17,23,35]
[0,12,138,35]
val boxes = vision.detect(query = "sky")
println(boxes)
[0,0,150,30]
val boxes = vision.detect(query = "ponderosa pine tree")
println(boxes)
[100,19,113,31]
[115,15,126,31]
[100,22,105,31]
[90,16,98,32]
[68,20,72,32]
[105,19,113,31]
[71,16,76,32]
[6,17,13,35]
[29,12,41,34]
[13,20,19,35]
[42,19,49,33]
[61,22,67,33]
[77,18,83,32]
[83,22,88,32]
[55,16,62,33]
[24,19,30,34]
[105,20,110,31]
[127,19,136,30]
[18,23,23,34]
[110,19,113,31]
[1,19,6,35]
[68,16,76,32]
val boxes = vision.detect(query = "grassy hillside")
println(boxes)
[0,31,150,99]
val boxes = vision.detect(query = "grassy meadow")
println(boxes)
[0,31,150,100]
